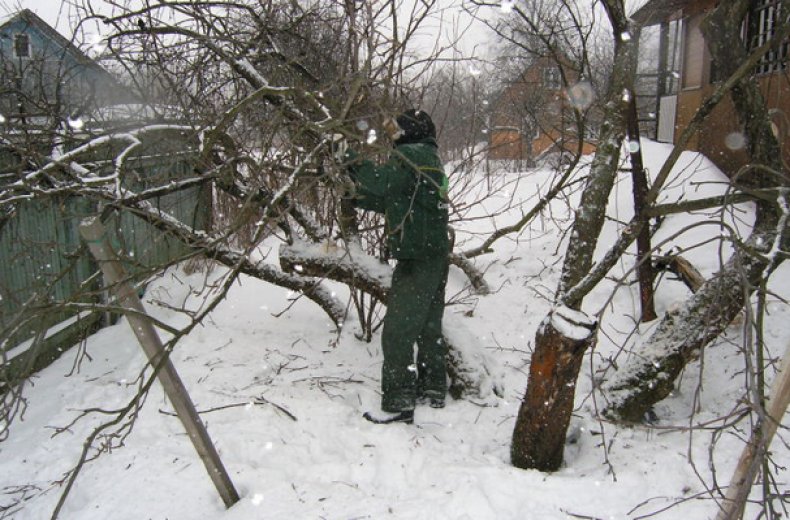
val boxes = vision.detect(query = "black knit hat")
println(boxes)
[394,109,436,145]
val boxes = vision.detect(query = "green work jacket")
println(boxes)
[347,138,450,260]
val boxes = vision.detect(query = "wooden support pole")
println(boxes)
[79,217,240,509]
[715,340,790,520]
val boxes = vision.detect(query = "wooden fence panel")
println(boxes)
[1,148,207,386]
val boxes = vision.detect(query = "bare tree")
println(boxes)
[0,2,503,515]
[601,0,790,423]
[472,0,788,479]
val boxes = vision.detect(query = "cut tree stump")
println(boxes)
[511,306,596,471]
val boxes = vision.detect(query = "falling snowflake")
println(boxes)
[366,129,377,144]
[566,82,595,111]
[500,0,515,13]
[67,117,84,130]
[724,132,747,151]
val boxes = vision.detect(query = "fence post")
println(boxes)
[79,217,240,509]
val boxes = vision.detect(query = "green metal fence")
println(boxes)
[0,146,210,387]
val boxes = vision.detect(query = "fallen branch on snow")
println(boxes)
[278,239,504,400]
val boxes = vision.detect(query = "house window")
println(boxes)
[543,67,561,90]
[13,33,30,58]
[747,0,788,74]
[661,19,682,94]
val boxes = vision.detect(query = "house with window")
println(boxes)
[633,0,789,176]
[0,9,130,127]
[488,56,597,163]
[0,10,208,388]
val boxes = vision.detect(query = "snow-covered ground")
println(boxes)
[2,140,788,519]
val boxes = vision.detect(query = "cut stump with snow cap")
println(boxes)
[511,305,596,472]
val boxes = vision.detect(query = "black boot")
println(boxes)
[363,410,414,424]
[417,391,445,409]
[417,396,445,409]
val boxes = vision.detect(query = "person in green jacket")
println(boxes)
[344,109,450,424]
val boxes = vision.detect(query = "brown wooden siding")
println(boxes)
[489,129,524,160]
[682,13,708,89]
[674,76,790,174]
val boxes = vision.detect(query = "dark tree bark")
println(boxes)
[626,94,657,322]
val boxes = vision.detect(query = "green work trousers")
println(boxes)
[381,255,449,412]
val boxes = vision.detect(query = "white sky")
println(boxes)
[2,0,78,33]
[4,0,492,57]
[3,0,649,58]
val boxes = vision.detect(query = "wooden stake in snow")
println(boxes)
[79,217,240,509]
[715,340,790,520]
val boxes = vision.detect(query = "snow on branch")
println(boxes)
[15,125,194,188]
[279,239,392,302]
[545,305,597,342]
[113,197,346,326]
[449,253,490,294]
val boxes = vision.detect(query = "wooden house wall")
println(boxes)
[668,4,790,175]
[0,11,130,117]
[489,57,594,161]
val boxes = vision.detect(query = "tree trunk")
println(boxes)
[626,95,656,322]
[603,226,773,421]
[555,1,632,305]
[511,0,637,471]
[602,0,787,422]
[511,307,596,471]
